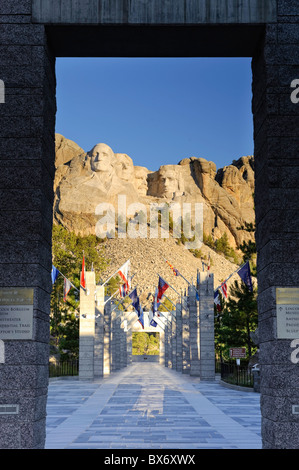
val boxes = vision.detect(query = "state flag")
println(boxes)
[129,288,141,317]
[51,265,59,284]
[237,261,253,292]
[80,255,86,289]
[138,308,144,329]
[165,260,180,276]
[157,276,169,302]
[214,290,222,312]
[118,260,130,289]
[63,278,72,302]
[149,309,158,328]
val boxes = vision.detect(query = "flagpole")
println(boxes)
[178,272,191,286]
[156,273,180,297]
[163,257,191,286]
[163,295,176,308]
[100,258,130,287]
[56,269,79,293]
[113,302,133,319]
[110,284,138,312]
[158,306,176,321]
[104,289,119,305]
[215,262,247,292]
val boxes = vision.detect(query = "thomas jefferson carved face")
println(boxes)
[90,143,115,173]
[115,153,134,182]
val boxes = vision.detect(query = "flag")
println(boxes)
[119,283,128,298]
[207,254,211,271]
[237,261,253,292]
[220,281,228,298]
[165,259,180,276]
[63,277,72,302]
[138,308,144,329]
[157,276,169,302]
[152,289,158,314]
[201,258,205,271]
[129,288,141,316]
[149,310,157,327]
[118,260,130,289]
[80,255,86,289]
[51,265,59,284]
[214,290,222,312]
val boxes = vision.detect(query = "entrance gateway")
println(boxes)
[0,0,298,449]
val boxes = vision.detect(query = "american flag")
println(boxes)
[119,283,128,298]
[220,281,228,298]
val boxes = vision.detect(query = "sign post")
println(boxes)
[229,347,246,359]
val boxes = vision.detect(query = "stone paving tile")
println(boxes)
[45,363,262,449]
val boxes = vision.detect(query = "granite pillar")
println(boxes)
[252,9,299,447]
[0,3,56,449]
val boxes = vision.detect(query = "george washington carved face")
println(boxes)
[89,143,115,174]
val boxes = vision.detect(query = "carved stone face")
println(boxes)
[115,153,134,182]
[90,143,115,173]
[134,166,149,195]
[157,165,184,198]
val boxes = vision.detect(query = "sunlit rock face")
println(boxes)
[53,134,255,246]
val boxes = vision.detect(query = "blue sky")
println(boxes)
[55,57,253,172]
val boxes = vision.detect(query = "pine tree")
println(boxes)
[217,280,258,360]
[51,225,109,359]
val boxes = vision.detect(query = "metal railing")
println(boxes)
[219,361,253,388]
[49,360,79,378]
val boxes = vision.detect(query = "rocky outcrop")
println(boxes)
[55,133,84,168]
[53,135,255,248]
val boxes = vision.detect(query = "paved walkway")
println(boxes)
[45,363,262,449]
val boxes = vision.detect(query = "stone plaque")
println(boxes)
[0,288,34,340]
[276,288,299,339]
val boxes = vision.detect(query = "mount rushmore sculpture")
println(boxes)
[54,134,255,247]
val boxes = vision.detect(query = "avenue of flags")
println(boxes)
[52,253,253,324]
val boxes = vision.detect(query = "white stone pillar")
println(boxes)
[79,271,96,380]
[176,303,182,372]
[182,294,190,374]
[198,272,215,380]
[94,285,104,378]
[103,297,111,377]
[189,285,200,376]
[171,312,177,369]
